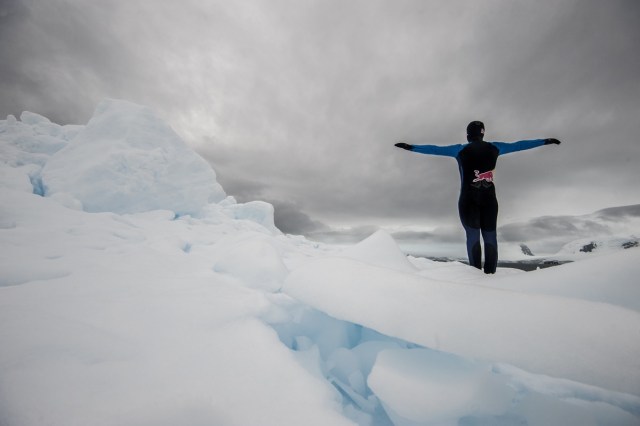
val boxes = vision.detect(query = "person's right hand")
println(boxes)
[394,142,414,150]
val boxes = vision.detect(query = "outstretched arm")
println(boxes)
[394,142,464,158]
[492,138,561,155]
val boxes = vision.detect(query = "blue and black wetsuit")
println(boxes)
[408,139,546,273]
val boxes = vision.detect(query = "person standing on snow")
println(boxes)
[395,121,560,274]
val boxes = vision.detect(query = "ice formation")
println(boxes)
[1,101,639,426]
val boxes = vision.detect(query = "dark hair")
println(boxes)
[466,121,485,142]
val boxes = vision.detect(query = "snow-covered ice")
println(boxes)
[283,249,640,395]
[368,349,514,425]
[1,101,639,425]
[41,99,226,215]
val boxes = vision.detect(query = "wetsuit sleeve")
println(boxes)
[410,144,464,157]
[492,139,546,155]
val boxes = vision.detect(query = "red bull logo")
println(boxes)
[473,170,494,183]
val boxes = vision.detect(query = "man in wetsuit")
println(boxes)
[395,121,560,274]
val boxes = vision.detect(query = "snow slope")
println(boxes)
[1,101,639,426]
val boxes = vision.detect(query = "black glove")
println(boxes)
[394,142,414,151]
[544,138,561,145]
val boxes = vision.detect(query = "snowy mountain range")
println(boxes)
[389,203,640,263]
[1,100,639,426]
[499,204,640,257]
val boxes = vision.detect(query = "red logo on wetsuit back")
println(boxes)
[473,170,494,183]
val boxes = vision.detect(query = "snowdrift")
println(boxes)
[1,101,639,426]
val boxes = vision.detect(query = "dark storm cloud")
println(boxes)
[1,0,638,239]
[0,1,135,123]
[499,216,610,243]
[270,200,329,235]
[593,204,640,219]
[499,203,640,246]
[202,0,640,229]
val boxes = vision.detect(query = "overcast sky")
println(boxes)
[2,0,639,241]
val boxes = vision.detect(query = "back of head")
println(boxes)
[466,121,485,142]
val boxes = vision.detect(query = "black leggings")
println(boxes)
[458,189,499,274]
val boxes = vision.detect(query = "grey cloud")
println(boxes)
[391,230,436,241]
[497,204,640,244]
[594,204,640,219]
[1,1,130,123]
[391,224,464,245]
[270,200,329,235]
[1,0,638,240]
[499,217,608,243]
[307,225,381,245]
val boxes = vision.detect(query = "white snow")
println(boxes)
[213,235,288,292]
[283,254,640,396]
[368,348,514,425]
[340,230,417,273]
[1,101,639,426]
[484,248,640,311]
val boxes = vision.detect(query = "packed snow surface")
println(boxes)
[1,101,639,426]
